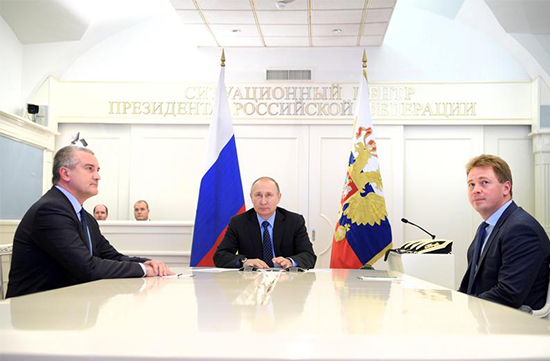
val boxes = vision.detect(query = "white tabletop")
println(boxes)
[1,268,549,360]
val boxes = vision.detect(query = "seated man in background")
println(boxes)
[459,154,550,311]
[93,204,108,220]
[7,146,172,298]
[214,176,316,269]
[134,200,150,221]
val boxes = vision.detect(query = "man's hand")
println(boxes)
[144,260,173,277]
[273,256,292,269]
[243,258,270,269]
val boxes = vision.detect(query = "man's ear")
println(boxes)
[503,181,511,196]
[59,167,71,182]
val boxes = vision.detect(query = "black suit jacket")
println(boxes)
[6,187,148,298]
[459,201,550,309]
[213,207,316,269]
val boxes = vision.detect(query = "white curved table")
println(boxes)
[1,268,549,360]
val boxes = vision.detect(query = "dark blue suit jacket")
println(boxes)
[459,201,550,309]
[213,207,316,269]
[7,187,148,298]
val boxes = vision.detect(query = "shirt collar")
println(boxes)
[257,211,276,228]
[485,200,513,227]
[55,185,83,215]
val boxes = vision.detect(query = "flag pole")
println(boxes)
[362,49,368,82]
[329,48,392,269]
[190,48,245,267]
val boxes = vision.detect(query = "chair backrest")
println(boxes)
[530,269,550,318]
[0,244,13,300]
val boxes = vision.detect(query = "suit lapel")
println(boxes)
[273,208,284,256]
[246,210,263,256]
[476,201,517,272]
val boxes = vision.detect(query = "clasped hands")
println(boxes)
[243,257,292,269]
[144,260,174,277]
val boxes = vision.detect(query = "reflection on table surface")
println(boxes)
[1,268,549,360]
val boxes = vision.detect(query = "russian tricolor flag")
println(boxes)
[190,58,245,267]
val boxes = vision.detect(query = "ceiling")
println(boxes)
[170,0,396,47]
[485,0,550,34]
[0,0,89,44]
[2,0,548,48]
[0,0,548,51]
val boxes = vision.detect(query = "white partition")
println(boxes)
[97,221,193,267]
[387,252,455,289]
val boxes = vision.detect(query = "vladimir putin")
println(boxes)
[213,177,316,269]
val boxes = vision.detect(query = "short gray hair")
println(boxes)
[52,146,94,184]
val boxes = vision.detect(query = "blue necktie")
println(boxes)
[467,221,488,294]
[80,208,93,256]
[262,221,274,267]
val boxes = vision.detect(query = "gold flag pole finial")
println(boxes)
[362,49,368,81]
[221,49,226,68]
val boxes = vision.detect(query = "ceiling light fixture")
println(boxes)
[276,0,295,10]
[332,29,343,34]
[232,29,241,33]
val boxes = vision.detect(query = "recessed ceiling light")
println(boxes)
[332,29,343,34]
[276,0,295,10]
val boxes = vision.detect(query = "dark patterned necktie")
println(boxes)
[262,221,274,267]
[80,208,93,256]
[467,221,488,294]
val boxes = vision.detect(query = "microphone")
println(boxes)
[401,218,436,239]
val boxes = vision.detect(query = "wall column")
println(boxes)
[532,131,550,235]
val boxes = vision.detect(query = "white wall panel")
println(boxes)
[404,126,483,288]
[235,124,309,218]
[484,125,534,215]
[129,125,207,221]
[375,126,405,253]
[309,125,353,268]
[57,124,131,220]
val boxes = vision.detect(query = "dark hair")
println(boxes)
[93,204,109,215]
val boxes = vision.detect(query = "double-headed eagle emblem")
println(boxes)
[334,126,388,242]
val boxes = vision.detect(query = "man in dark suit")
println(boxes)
[459,155,550,310]
[7,146,172,298]
[213,177,316,269]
